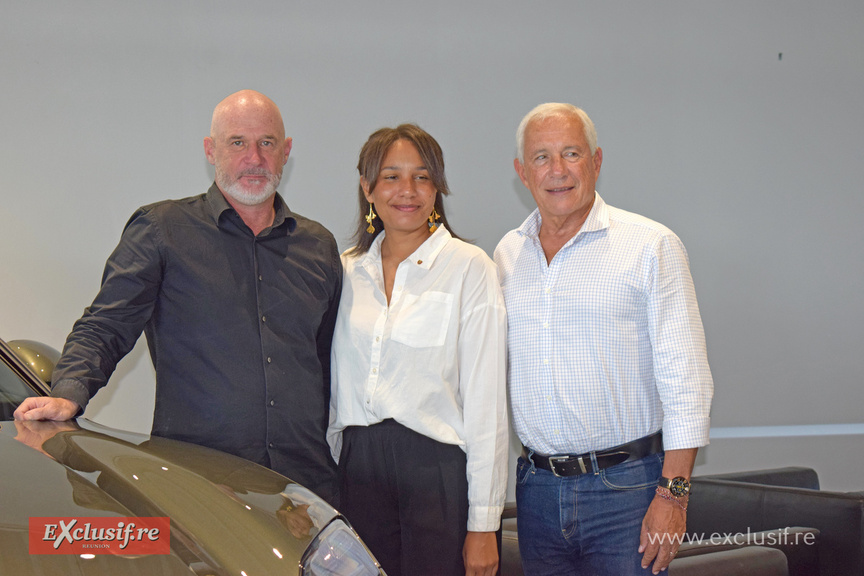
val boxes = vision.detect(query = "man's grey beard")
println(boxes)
[217,168,281,206]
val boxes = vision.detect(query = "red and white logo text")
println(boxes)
[29,517,170,555]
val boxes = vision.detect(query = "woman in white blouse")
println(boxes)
[327,124,508,576]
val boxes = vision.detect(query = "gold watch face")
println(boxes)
[668,476,691,497]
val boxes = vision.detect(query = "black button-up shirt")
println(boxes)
[52,184,342,501]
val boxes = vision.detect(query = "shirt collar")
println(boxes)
[517,191,609,241]
[205,182,297,234]
[360,224,452,271]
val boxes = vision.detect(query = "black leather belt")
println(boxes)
[523,431,663,477]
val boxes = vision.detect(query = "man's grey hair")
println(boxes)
[516,103,598,162]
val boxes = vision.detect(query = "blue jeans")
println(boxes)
[515,451,666,576]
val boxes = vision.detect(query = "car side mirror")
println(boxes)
[8,340,61,386]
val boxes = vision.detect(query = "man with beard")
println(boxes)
[14,90,342,503]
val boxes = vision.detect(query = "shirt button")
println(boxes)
[267,357,272,363]
[269,400,275,406]
[372,367,378,374]
[258,275,263,281]
[262,315,267,322]
[543,358,550,365]
[545,288,552,294]
[543,322,549,328]
[269,442,274,449]
[375,336,380,343]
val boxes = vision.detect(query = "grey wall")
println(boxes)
[2,1,862,493]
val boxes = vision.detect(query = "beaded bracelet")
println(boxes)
[655,486,688,511]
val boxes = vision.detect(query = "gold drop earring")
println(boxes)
[428,208,441,233]
[365,203,377,234]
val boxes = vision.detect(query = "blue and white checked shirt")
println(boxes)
[494,193,713,456]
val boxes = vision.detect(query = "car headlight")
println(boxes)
[299,518,385,576]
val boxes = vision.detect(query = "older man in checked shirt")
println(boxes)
[494,103,713,575]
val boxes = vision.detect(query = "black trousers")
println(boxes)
[339,419,469,576]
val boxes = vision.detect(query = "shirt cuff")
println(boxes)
[50,378,90,416]
[662,416,711,451]
[467,504,504,532]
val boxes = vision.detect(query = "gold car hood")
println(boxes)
[0,417,338,576]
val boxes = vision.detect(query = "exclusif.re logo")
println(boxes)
[29,517,171,555]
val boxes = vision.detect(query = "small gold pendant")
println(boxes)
[366,223,375,234]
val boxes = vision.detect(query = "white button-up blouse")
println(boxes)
[328,226,509,532]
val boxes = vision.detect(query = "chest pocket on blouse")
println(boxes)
[391,291,453,348]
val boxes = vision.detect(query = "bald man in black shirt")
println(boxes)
[15,90,342,504]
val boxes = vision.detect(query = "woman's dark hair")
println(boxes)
[348,123,461,254]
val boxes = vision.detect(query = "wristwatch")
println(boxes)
[658,476,691,497]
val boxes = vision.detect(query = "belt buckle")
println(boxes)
[548,455,588,477]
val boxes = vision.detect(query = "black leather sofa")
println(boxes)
[501,466,862,576]
[501,506,792,576]
[689,467,864,576]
